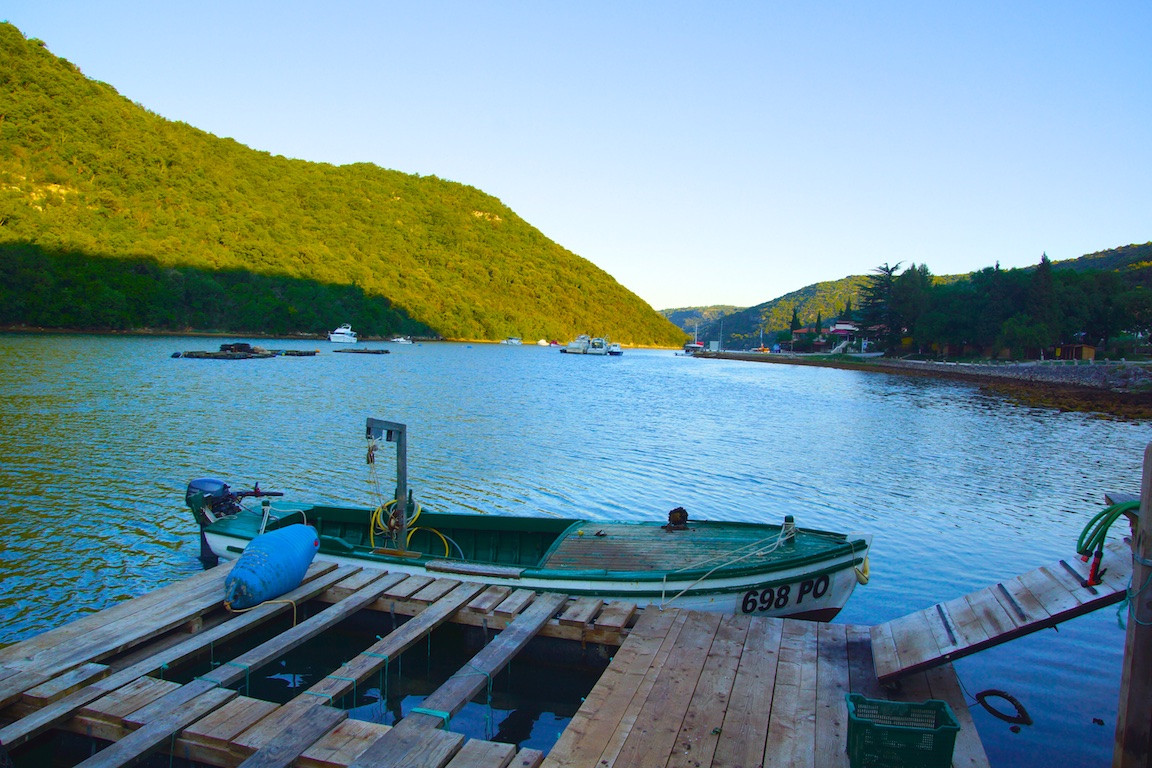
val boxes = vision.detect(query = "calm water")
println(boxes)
[1,333,1148,765]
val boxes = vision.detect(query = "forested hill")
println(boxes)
[0,23,685,345]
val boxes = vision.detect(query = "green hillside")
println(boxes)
[0,24,685,345]
[670,244,1152,350]
[669,276,867,347]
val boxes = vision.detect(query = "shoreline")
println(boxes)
[703,351,1152,420]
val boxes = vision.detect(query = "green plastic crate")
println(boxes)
[845,694,960,768]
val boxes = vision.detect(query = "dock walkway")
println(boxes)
[544,609,988,768]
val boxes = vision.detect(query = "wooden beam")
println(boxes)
[1115,443,1152,767]
[236,705,347,768]
[72,686,236,768]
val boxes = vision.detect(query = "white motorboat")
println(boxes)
[328,324,357,343]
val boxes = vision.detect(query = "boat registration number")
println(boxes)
[741,574,830,613]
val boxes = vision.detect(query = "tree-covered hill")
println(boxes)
[671,243,1152,351]
[0,23,685,345]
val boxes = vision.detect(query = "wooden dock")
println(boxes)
[6,530,1136,768]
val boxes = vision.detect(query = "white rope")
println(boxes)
[659,526,792,609]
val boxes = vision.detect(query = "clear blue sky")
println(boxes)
[5,2,1149,310]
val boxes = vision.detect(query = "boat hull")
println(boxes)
[198,507,869,620]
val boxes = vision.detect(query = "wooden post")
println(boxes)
[1113,442,1152,767]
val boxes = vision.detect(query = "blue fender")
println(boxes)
[224,524,320,609]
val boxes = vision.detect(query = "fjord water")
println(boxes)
[0,333,1146,766]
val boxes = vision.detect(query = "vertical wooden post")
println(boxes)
[1113,443,1152,767]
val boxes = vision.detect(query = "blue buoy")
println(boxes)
[224,524,320,609]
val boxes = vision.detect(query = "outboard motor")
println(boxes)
[186,478,243,527]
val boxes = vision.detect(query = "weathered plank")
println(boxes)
[545,608,685,767]
[812,623,850,768]
[236,705,347,768]
[299,719,389,768]
[349,592,569,767]
[494,589,536,618]
[410,577,463,605]
[762,620,818,768]
[443,739,517,768]
[0,563,357,750]
[467,586,513,615]
[592,601,637,631]
[73,686,236,768]
[299,581,488,704]
[557,597,603,628]
[874,543,1132,682]
[665,613,748,768]
[711,615,784,768]
[612,610,723,767]
[348,726,465,768]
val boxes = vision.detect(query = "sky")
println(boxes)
[4,2,1150,310]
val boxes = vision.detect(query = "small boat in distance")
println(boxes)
[328,324,357,343]
[608,342,623,356]
[185,419,872,619]
[586,337,609,355]
[501,337,523,345]
[389,336,414,344]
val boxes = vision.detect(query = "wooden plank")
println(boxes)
[237,705,347,768]
[665,613,748,768]
[443,739,517,768]
[938,595,992,651]
[712,616,784,768]
[592,601,636,631]
[812,622,850,768]
[84,677,181,723]
[593,609,690,768]
[467,586,512,614]
[613,610,723,767]
[924,664,991,768]
[122,679,217,728]
[0,564,356,750]
[965,586,1020,636]
[886,610,946,674]
[416,592,570,723]
[508,748,544,768]
[182,696,280,751]
[353,592,570,767]
[994,576,1051,624]
[381,574,435,599]
[20,662,108,706]
[348,725,465,768]
[73,686,236,768]
[300,581,488,704]
[299,719,389,768]
[0,561,238,668]
[762,620,819,768]
[410,578,462,605]
[844,624,884,700]
[1015,566,1082,616]
[558,597,603,628]
[494,589,536,618]
[545,608,685,767]
[867,622,901,684]
[235,698,330,752]
[426,560,524,579]
[201,569,399,691]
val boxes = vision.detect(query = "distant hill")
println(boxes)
[0,23,685,346]
[666,276,867,347]
[669,243,1152,350]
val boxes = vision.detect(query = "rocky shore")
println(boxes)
[707,352,1152,420]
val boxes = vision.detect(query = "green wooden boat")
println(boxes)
[186,419,871,619]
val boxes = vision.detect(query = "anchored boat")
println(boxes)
[186,419,871,619]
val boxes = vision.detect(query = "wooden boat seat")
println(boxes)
[425,560,524,579]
